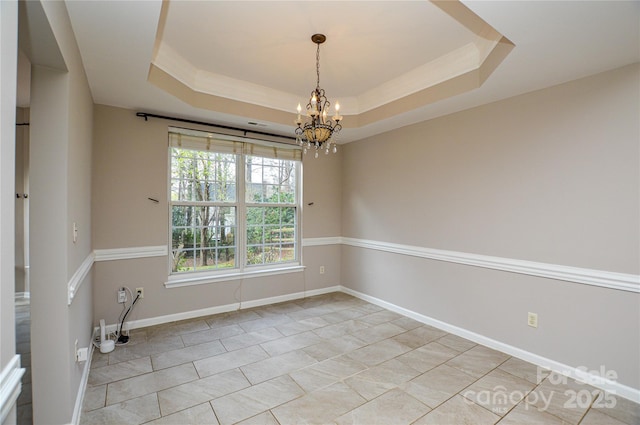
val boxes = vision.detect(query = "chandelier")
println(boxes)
[295,34,343,158]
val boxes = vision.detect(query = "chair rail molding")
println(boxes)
[308,236,639,293]
[68,252,96,305]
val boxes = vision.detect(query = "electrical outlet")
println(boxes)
[528,312,538,328]
[136,287,144,299]
[117,289,126,304]
[319,266,325,275]
[73,222,78,243]
[76,347,88,362]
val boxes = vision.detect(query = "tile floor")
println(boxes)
[80,292,639,425]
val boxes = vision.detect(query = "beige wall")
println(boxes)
[341,64,640,389]
[92,105,342,325]
[25,1,94,423]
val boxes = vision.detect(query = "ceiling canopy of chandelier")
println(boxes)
[295,34,343,158]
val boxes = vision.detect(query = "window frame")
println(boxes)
[166,129,303,287]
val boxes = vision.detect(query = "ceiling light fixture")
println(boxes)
[295,34,343,158]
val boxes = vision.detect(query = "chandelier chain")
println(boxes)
[316,42,321,89]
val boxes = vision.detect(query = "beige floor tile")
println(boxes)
[581,409,630,425]
[272,382,366,425]
[169,318,211,335]
[241,349,317,384]
[345,359,421,400]
[312,319,370,339]
[357,309,403,326]
[88,357,153,386]
[106,362,199,405]
[402,364,476,408]
[445,345,510,378]
[461,368,535,416]
[352,322,407,344]
[345,338,412,366]
[391,325,448,349]
[240,313,293,333]
[275,316,329,336]
[319,308,369,324]
[234,411,280,425]
[194,345,269,378]
[593,392,640,425]
[91,351,109,369]
[436,334,477,352]
[204,310,261,328]
[352,358,421,388]
[498,401,572,425]
[80,393,161,425]
[257,300,305,315]
[145,402,219,425]
[180,323,245,347]
[290,355,367,392]
[391,316,423,331]
[260,330,324,356]
[395,341,458,373]
[335,388,431,425]
[151,339,226,370]
[220,327,283,351]
[211,375,305,425]
[525,372,601,424]
[498,357,549,385]
[302,334,366,361]
[107,335,185,364]
[157,368,250,416]
[413,394,500,425]
[82,384,106,412]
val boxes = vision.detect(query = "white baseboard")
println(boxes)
[0,355,25,424]
[71,340,94,425]
[340,286,640,404]
[97,285,341,335]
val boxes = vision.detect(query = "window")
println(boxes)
[169,130,301,279]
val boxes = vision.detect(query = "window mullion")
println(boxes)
[237,153,247,272]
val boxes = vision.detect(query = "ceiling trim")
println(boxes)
[148,0,513,131]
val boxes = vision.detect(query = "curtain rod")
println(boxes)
[135,112,296,141]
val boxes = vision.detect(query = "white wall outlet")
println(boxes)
[117,289,126,304]
[76,347,88,362]
[135,287,144,299]
[528,312,538,328]
[319,266,325,275]
[73,222,78,243]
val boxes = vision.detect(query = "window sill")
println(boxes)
[165,265,305,288]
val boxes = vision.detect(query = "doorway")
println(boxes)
[15,48,31,425]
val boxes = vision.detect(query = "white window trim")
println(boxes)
[164,265,305,288]
[168,128,303,282]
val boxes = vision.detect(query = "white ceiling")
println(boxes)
[64,0,640,143]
